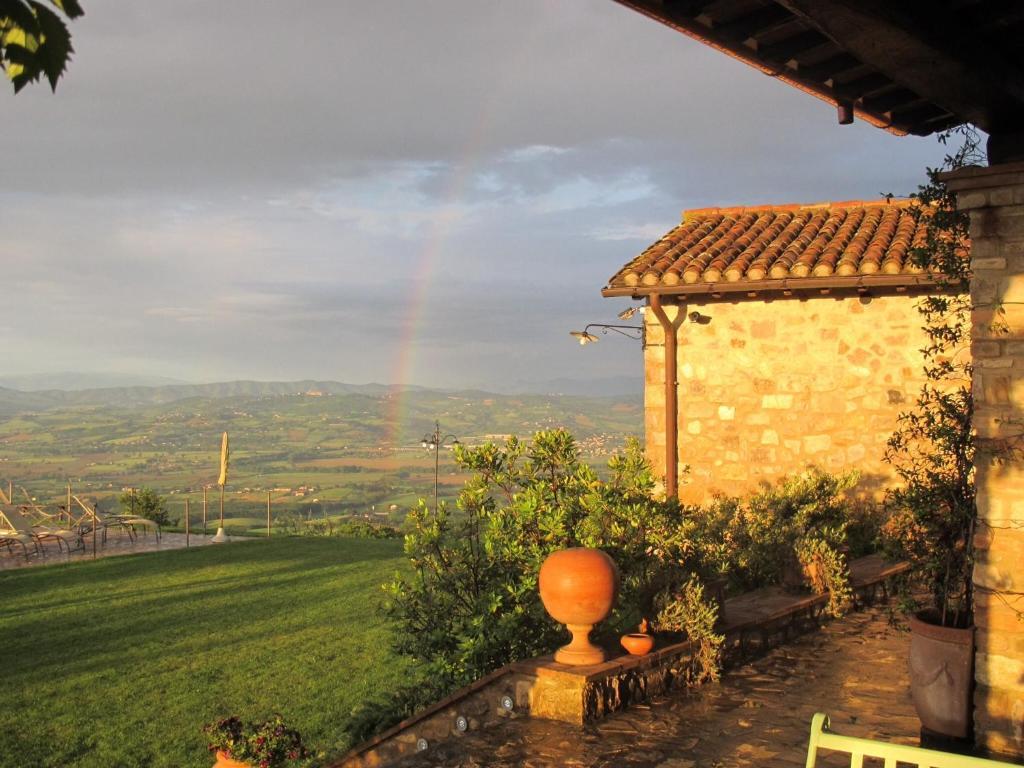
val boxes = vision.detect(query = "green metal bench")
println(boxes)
[806,713,1017,768]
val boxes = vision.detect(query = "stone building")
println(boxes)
[609,1,1022,755]
[603,198,956,503]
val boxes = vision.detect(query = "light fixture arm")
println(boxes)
[582,323,643,340]
[420,420,460,514]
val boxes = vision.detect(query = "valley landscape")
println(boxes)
[0,378,643,766]
[0,379,643,528]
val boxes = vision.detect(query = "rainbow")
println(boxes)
[381,9,548,449]
[382,143,485,449]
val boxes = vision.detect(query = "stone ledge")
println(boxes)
[334,554,908,768]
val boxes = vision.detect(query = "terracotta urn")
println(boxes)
[539,547,619,665]
[213,750,250,768]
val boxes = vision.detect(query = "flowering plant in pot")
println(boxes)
[203,714,311,768]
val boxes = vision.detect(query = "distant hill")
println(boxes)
[0,379,440,413]
[0,372,189,391]
[485,375,642,398]
[0,375,642,414]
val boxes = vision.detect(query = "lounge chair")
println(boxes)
[68,495,147,544]
[73,508,135,544]
[0,530,37,560]
[0,507,82,555]
[107,511,161,540]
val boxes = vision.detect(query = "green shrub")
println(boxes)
[794,534,852,618]
[384,430,689,692]
[721,469,857,604]
[652,576,724,683]
[118,487,172,527]
[378,438,865,742]
[686,469,858,617]
[334,520,401,539]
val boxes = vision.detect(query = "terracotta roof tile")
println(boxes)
[604,199,939,297]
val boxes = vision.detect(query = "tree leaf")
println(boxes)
[27,0,72,89]
[49,0,83,19]
[0,0,41,33]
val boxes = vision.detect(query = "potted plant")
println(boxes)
[204,714,311,768]
[884,329,975,740]
[884,128,978,742]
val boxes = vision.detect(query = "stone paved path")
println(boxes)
[395,604,917,767]
[0,531,255,571]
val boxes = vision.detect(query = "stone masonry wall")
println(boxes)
[643,293,937,504]
[946,160,1024,759]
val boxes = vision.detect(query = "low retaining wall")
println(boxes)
[335,554,909,768]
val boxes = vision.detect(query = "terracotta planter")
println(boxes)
[908,611,975,740]
[539,547,619,665]
[621,632,654,656]
[213,750,250,768]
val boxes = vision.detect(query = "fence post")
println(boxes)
[185,498,190,547]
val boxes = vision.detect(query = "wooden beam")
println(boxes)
[839,72,892,99]
[713,5,792,42]
[756,29,831,63]
[776,0,1024,133]
[791,52,860,82]
[890,102,957,129]
[865,88,920,114]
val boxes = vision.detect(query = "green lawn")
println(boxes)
[0,538,414,767]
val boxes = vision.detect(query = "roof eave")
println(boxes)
[602,273,952,300]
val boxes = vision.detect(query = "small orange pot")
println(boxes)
[621,632,654,656]
[214,750,250,768]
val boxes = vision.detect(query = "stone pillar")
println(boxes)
[945,160,1024,758]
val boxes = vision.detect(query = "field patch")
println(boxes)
[0,537,414,767]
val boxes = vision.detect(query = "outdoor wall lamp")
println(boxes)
[688,311,712,325]
[568,323,643,345]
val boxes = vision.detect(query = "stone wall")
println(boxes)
[643,292,938,503]
[946,160,1024,759]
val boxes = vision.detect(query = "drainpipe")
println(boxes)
[647,294,678,498]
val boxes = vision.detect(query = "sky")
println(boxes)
[1,1,953,392]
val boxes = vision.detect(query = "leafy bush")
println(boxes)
[379,433,864,742]
[384,430,691,691]
[332,520,401,539]
[270,515,400,539]
[794,536,852,618]
[711,469,857,608]
[652,576,724,683]
[118,487,172,527]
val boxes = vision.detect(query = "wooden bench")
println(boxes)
[806,713,1016,768]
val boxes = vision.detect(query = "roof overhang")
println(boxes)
[613,0,1024,141]
[602,273,946,302]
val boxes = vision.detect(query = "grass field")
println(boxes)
[0,537,414,767]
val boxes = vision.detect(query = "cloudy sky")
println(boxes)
[1,1,952,391]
